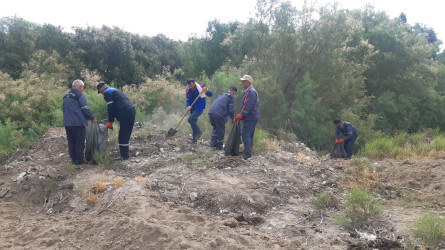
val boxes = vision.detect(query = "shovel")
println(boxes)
[166,94,201,138]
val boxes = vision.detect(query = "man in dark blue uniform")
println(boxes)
[63,79,97,165]
[97,82,135,160]
[208,87,237,150]
[235,75,260,160]
[333,118,358,159]
[186,79,213,143]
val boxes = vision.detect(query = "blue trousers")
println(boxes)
[209,113,225,149]
[344,135,358,159]
[188,110,203,142]
[117,108,136,159]
[242,120,258,158]
[65,126,86,165]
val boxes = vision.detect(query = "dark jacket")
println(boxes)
[335,122,358,141]
[208,91,235,122]
[186,84,213,112]
[63,88,95,127]
[240,86,260,121]
[103,87,135,123]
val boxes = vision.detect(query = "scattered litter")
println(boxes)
[189,192,198,201]
[355,230,377,241]
[16,171,29,184]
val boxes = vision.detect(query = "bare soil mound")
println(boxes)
[1,125,444,249]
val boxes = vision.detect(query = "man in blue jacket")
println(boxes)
[208,87,237,150]
[97,82,136,160]
[186,79,213,143]
[63,79,97,165]
[235,75,260,160]
[333,118,358,159]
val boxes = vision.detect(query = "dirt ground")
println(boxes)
[1,125,444,249]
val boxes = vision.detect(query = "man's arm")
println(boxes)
[343,125,354,140]
[79,95,95,121]
[104,93,115,123]
[240,91,257,117]
[186,90,192,107]
[228,96,235,120]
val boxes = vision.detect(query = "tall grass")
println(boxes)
[359,130,445,159]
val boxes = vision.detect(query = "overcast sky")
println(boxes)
[1,0,443,49]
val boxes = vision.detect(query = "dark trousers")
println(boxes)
[344,135,358,159]
[242,120,258,158]
[118,108,136,159]
[188,110,203,142]
[209,113,226,149]
[65,126,86,165]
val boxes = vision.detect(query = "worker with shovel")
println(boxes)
[63,79,97,165]
[97,82,135,160]
[208,87,237,150]
[333,118,358,159]
[235,75,260,160]
[186,79,212,144]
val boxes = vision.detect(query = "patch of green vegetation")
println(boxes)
[312,190,338,211]
[93,152,116,170]
[134,130,150,139]
[74,182,90,198]
[352,157,372,172]
[335,187,382,229]
[411,214,445,248]
[61,163,77,174]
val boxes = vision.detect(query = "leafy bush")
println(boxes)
[411,214,445,248]
[0,118,27,157]
[335,187,382,229]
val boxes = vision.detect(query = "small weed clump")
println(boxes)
[93,152,115,170]
[93,180,107,193]
[312,190,338,211]
[134,176,149,185]
[347,157,380,189]
[86,192,98,204]
[111,177,124,188]
[335,187,382,230]
[411,214,445,248]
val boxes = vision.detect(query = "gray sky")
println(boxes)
[1,0,443,49]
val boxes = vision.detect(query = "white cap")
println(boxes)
[239,75,253,83]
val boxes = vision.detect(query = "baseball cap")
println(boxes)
[239,75,253,83]
[97,82,106,93]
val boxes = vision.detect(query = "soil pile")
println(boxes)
[1,125,444,249]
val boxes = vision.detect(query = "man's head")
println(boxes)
[187,79,196,90]
[333,118,342,127]
[229,86,237,96]
[97,82,107,94]
[239,75,253,89]
[72,79,85,93]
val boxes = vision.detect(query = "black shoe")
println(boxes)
[242,155,251,160]
[114,156,129,161]
[75,161,88,165]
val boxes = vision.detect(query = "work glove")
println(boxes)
[232,119,236,125]
[236,114,243,120]
[107,122,113,130]
[202,87,208,93]
[187,106,192,111]
[335,139,344,144]
[92,118,98,123]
